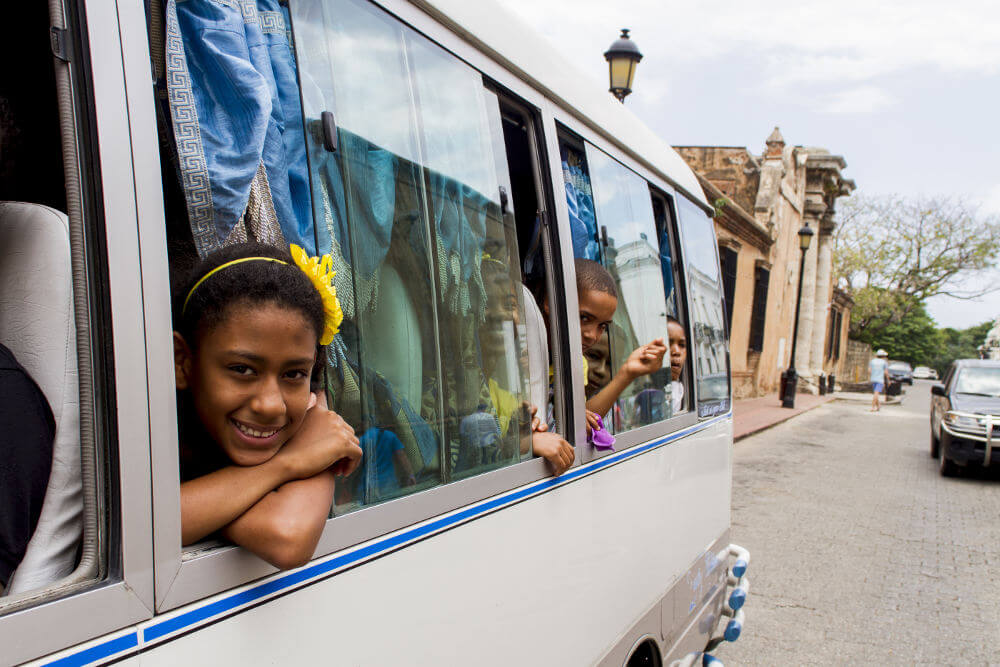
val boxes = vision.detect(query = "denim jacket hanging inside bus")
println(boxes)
[165,0,314,255]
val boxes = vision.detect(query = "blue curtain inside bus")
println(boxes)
[559,143,599,261]
[165,0,314,255]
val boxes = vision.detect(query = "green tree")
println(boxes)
[835,194,1000,339]
[927,320,994,376]
[850,294,942,365]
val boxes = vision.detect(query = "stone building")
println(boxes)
[674,128,855,398]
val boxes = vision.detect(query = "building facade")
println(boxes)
[675,128,855,398]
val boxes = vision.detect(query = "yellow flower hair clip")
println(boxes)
[290,244,343,346]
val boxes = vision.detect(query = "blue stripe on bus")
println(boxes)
[56,414,729,662]
[45,632,138,667]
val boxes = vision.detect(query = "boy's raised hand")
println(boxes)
[622,338,667,379]
[276,394,362,480]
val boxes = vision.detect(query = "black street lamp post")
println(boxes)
[604,29,643,103]
[781,223,815,408]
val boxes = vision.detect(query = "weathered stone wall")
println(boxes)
[673,146,761,213]
[842,339,872,384]
[675,130,853,399]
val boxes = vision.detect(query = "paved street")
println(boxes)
[723,381,1000,664]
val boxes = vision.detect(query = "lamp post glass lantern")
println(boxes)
[604,29,642,102]
[781,222,814,408]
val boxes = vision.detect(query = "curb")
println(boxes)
[734,397,835,442]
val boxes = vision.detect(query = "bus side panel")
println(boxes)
[136,420,731,666]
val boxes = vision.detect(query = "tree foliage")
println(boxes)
[927,320,994,377]
[834,194,1000,338]
[850,293,942,365]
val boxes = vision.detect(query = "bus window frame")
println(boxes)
[649,186,697,423]
[0,0,156,663]
[548,115,701,462]
[145,0,597,613]
[670,194,734,417]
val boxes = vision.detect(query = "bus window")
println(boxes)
[0,3,123,636]
[676,196,732,417]
[583,146,671,433]
[291,0,532,509]
[651,189,692,417]
[0,5,85,604]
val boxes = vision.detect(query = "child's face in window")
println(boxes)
[577,288,617,352]
[667,320,687,381]
[481,270,518,359]
[174,302,318,467]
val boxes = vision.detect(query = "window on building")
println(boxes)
[832,309,843,361]
[718,246,738,335]
[748,266,769,353]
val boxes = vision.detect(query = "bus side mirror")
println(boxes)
[930,384,946,397]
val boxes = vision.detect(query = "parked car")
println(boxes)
[929,359,1000,476]
[913,366,938,380]
[888,361,913,385]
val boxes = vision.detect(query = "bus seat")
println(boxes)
[360,262,425,471]
[521,283,548,413]
[0,202,83,596]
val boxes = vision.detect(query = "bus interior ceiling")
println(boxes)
[0,4,66,213]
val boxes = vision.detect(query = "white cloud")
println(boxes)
[501,0,1000,110]
[821,85,896,114]
[985,184,1000,215]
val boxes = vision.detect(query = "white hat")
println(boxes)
[876,349,888,357]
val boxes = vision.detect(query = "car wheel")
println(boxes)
[930,425,940,459]
[939,432,958,477]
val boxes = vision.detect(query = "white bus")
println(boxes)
[0,0,748,664]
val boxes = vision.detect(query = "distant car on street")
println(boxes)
[888,361,914,385]
[929,359,1000,476]
[913,366,939,380]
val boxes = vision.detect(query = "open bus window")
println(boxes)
[676,196,732,417]
[0,3,95,607]
[558,134,682,435]
[159,0,561,559]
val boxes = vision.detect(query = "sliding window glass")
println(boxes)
[676,196,731,417]
[292,0,531,511]
[556,137,674,433]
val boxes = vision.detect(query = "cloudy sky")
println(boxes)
[503,0,1000,329]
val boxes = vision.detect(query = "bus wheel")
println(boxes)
[626,640,661,667]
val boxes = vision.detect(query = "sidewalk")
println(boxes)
[733,392,834,441]
[733,390,901,441]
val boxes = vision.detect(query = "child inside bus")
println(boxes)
[572,259,666,424]
[667,316,688,414]
[173,242,362,570]
[537,258,666,433]
[477,256,575,476]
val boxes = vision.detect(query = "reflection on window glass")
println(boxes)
[291,0,531,511]
[955,367,1000,397]
[676,196,731,417]
[651,192,689,417]
[584,146,672,433]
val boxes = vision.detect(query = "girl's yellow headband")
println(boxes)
[182,245,343,346]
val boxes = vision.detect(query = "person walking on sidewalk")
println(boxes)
[869,349,890,412]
